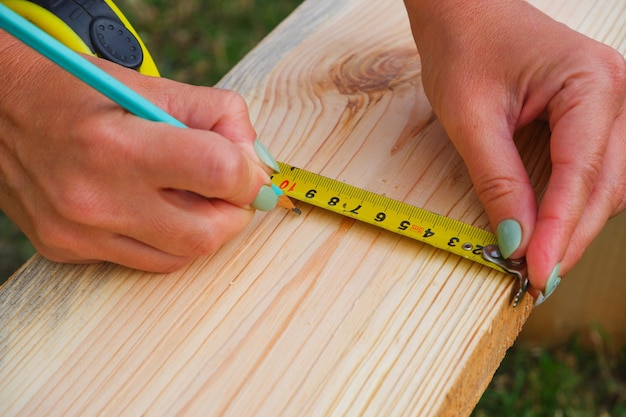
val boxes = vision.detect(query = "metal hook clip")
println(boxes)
[482,245,529,307]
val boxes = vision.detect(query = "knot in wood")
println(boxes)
[331,48,420,95]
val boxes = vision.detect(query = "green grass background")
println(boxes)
[1,0,625,414]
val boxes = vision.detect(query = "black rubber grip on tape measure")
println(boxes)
[28,0,143,69]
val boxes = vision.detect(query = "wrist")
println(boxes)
[403,0,518,57]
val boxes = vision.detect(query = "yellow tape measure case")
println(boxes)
[1,0,159,75]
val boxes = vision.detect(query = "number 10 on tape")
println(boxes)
[271,162,503,272]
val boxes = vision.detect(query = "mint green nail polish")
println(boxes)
[252,185,278,211]
[254,140,280,172]
[535,264,561,306]
[497,219,522,259]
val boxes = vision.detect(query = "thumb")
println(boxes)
[447,112,538,261]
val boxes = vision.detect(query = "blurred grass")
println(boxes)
[1,0,625,415]
[473,329,626,416]
[0,214,35,281]
[119,0,303,85]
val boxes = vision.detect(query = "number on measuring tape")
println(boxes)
[271,163,501,271]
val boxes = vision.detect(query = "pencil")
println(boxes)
[271,185,302,214]
[0,3,296,213]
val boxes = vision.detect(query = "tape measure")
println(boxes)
[1,0,160,76]
[9,0,528,304]
[271,162,501,269]
[271,163,531,306]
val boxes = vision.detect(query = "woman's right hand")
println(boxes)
[0,33,279,272]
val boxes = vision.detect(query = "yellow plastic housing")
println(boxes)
[1,0,160,76]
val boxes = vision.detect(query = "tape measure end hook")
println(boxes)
[482,245,529,307]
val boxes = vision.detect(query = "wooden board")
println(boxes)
[0,0,623,415]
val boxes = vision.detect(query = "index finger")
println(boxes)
[526,76,619,291]
[129,121,270,207]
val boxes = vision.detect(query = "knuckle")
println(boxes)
[577,43,626,95]
[172,213,251,258]
[558,45,625,110]
[220,89,250,113]
[473,173,526,206]
[178,230,223,258]
[598,46,626,89]
[33,223,82,262]
[206,151,253,199]
[74,112,138,166]
[50,182,102,225]
[553,154,603,197]
[149,217,223,259]
[73,110,121,146]
[188,237,222,258]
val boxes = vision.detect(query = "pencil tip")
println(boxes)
[276,194,300,214]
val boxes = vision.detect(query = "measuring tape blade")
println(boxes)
[272,162,504,272]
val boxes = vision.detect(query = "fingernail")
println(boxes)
[271,183,284,195]
[252,185,278,211]
[534,264,561,306]
[496,219,522,259]
[254,140,280,172]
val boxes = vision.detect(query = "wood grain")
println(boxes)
[0,0,623,415]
